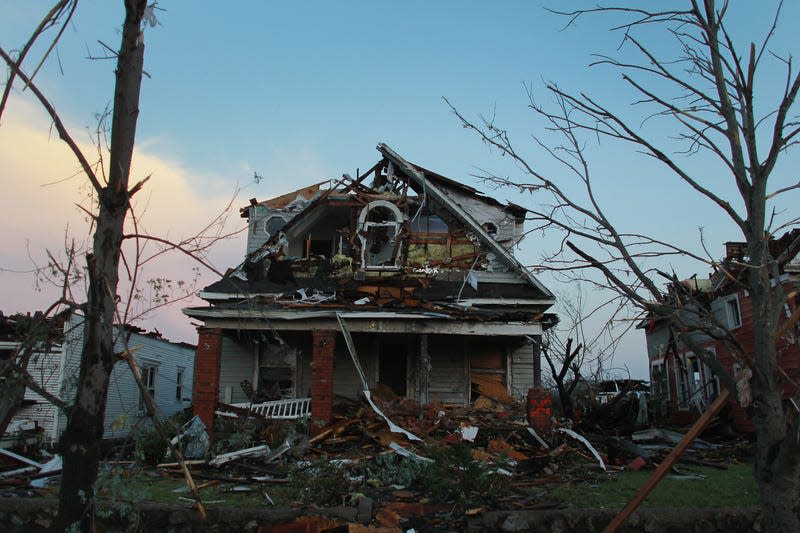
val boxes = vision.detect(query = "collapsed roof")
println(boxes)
[186,143,554,326]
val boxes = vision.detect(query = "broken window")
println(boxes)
[410,214,448,234]
[258,342,297,400]
[302,233,334,258]
[650,360,670,418]
[675,350,717,411]
[650,361,669,401]
[258,367,294,400]
[139,365,157,411]
[176,366,185,401]
[725,294,742,329]
[264,215,287,237]
[357,200,404,269]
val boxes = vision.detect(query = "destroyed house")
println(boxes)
[184,143,556,432]
[642,230,800,431]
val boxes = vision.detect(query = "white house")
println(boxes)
[3,312,195,444]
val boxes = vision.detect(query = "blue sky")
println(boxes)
[2,1,798,379]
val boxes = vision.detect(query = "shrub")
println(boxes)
[135,425,167,466]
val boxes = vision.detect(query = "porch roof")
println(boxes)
[182,307,546,336]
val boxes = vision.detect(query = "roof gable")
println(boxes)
[216,144,554,304]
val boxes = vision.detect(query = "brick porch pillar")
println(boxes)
[311,330,336,433]
[193,328,222,438]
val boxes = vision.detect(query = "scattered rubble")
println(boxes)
[0,389,757,531]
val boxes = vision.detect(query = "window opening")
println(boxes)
[264,215,286,237]
[139,366,157,411]
[357,200,404,269]
[176,367,184,401]
[258,343,297,400]
[675,351,717,411]
[726,296,742,329]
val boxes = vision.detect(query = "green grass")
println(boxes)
[546,462,759,509]
[139,475,296,508]
[37,460,761,512]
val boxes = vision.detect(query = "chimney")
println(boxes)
[725,241,747,261]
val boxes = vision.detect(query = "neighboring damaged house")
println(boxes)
[642,230,800,431]
[184,143,556,432]
[1,312,195,445]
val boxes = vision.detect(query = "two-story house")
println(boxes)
[184,143,556,433]
[642,230,800,431]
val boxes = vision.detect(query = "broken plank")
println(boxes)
[209,444,271,467]
[157,459,207,468]
[602,388,730,533]
[0,448,43,469]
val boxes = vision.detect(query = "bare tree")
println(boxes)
[0,1,232,529]
[449,1,800,530]
[542,335,582,420]
[542,288,621,420]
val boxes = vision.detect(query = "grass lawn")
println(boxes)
[545,462,759,510]
[34,455,760,514]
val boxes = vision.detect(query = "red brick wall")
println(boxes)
[193,328,222,436]
[658,282,800,432]
[311,330,336,432]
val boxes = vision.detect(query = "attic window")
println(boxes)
[264,215,286,236]
[483,222,498,239]
[358,200,404,270]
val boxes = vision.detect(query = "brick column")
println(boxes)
[193,328,222,437]
[311,330,336,433]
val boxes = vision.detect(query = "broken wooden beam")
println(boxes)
[602,388,730,533]
[209,444,271,467]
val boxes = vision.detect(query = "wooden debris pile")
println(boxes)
[0,391,756,532]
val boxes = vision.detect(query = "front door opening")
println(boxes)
[379,343,407,397]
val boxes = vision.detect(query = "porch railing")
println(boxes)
[226,397,311,420]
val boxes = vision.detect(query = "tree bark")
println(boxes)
[749,227,800,532]
[55,1,146,530]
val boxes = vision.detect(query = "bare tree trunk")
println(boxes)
[749,233,800,531]
[55,1,146,530]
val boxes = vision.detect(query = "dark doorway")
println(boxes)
[379,342,407,396]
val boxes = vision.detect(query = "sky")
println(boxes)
[1,1,798,380]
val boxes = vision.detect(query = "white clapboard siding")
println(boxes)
[510,340,536,400]
[428,335,467,405]
[1,340,62,443]
[333,348,365,400]
[53,313,195,441]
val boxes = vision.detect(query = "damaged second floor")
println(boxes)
[209,143,553,319]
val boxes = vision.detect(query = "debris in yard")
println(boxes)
[459,424,479,442]
[0,381,754,532]
[0,448,43,469]
[38,455,62,475]
[170,415,210,459]
[388,442,433,463]
[627,456,647,471]
[338,314,423,442]
[556,428,605,471]
[632,428,714,449]
[209,444,271,467]
[526,426,550,449]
